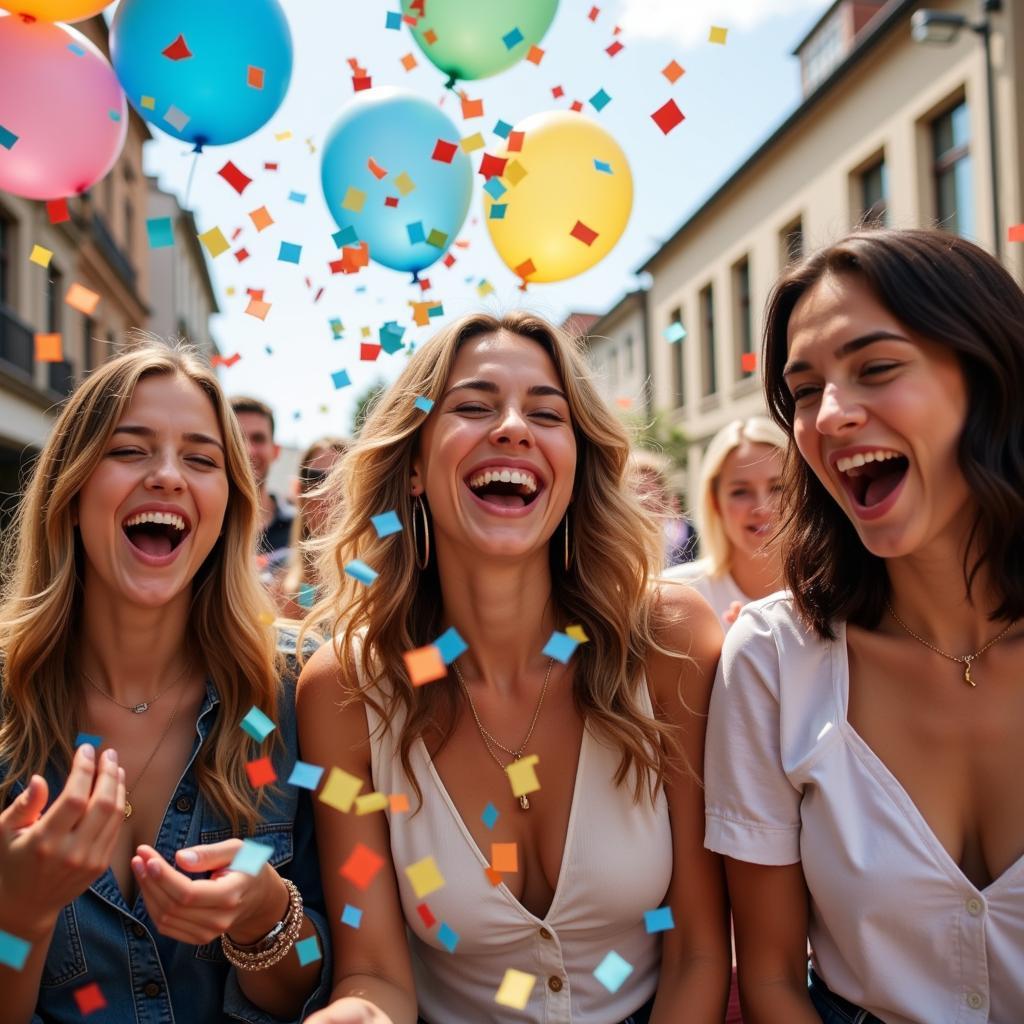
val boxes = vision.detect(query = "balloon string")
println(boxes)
[183,150,200,210]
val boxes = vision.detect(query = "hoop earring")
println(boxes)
[413,494,431,570]
[563,513,572,572]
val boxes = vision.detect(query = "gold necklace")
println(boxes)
[452,658,554,810]
[885,601,1018,687]
[82,661,191,715]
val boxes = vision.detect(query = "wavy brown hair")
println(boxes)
[0,342,282,830]
[762,228,1024,639]
[303,311,688,805]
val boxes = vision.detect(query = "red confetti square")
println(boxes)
[443,253,455,268]
[230,226,243,241]
[1008,224,1024,243]
[479,153,507,179]
[360,343,382,361]
[218,161,252,195]
[46,198,70,224]
[417,902,436,928]
[245,756,277,788]
[526,45,544,65]
[234,248,250,263]
[367,156,388,180]
[588,6,600,21]
[384,196,399,208]
[247,65,265,89]
[432,139,457,163]
[570,220,599,246]
[651,98,685,135]
[741,352,757,374]
[162,33,192,61]
[340,842,385,890]
[551,85,564,99]
[403,13,418,25]
[484,866,503,887]
[569,100,583,113]
[662,59,685,83]
[264,161,278,171]
[514,258,536,279]
[246,288,265,300]
[418,277,431,291]
[606,41,623,57]
[460,96,484,119]
[74,982,107,1015]
[353,75,373,92]
[508,131,525,153]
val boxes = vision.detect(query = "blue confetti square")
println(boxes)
[333,225,358,247]
[74,732,102,749]
[385,10,401,29]
[379,321,406,354]
[0,124,19,150]
[146,217,174,249]
[593,950,634,993]
[414,396,434,414]
[542,631,579,664]
[67,42,85,56]
[664,321,687,343]
[589,88,612,112]
[295,935,321,966]
[407,221,425,245]
[332,369,351,389]
[345,560,379,586]
[341,904,363,928]
[484,178,507,200]
[481,802,499,829]
[288,761,324,790]
[489,204,507,220]
[240,706,276,742]
[278,241,302,264]
[493,119,513,139]
[437,922,459,952]
[108,109,122,122]
[428,303,444,318]
[594,159,613,174]
[434,627,468,665]
[502,26,524,49]
[371,510,403,538]
[288,191,307,204]
[297,583,317,609]
[229,839,274,876]
[0,930,31,970]
[644,906,675,933]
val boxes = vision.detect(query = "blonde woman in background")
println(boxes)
[664,417,787,627]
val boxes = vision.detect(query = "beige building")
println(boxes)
[589,0,1022,507]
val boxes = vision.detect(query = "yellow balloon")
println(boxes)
[484,110,632,284]
[0,0,108,22]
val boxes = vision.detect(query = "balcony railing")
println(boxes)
[0,304,34,378]
[91,212,136,290]
[47,359,76,398]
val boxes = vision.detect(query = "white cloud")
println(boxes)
[617,0,829,48]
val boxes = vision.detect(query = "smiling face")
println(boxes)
[784,272,970,559]
[76,373,230,609]
[411,330,577,562]
[713,441,784,561]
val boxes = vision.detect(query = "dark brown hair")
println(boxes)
[762,228,1024,638]
[230,394,275,437]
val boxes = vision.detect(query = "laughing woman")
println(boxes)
[0,343,329,1023]
[705,229,1024,1023]
[298,312,728,1024]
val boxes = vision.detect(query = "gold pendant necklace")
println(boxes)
[82,661,191,714]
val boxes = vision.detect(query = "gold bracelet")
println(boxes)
[221,878,304,971]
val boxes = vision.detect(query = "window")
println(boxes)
[699,285,717,397]
[625,333,635,374]
[669,307,685,409]
[83,315,96,371]
[781,218,804,265]
[932,100,974,239]
[45,263,63,334]
[732,257,754,378]
[0,211,12,308]
[801,12,845,94]
[860,156,889,226]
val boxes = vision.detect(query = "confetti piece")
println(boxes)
[355,792,389,814]
[73,982,107,1015]
[741,352,757,373]
[146,217,174,248]
[288,191,307,204]
[163,105,190,132]
[198,227,229,258]
[46,198,70,224]
[246,207,273,233]
[341,904,363,928]
[543,630,579,663]
[593,950,634,993]
[570,221,599,246]
[1008,224,1024,243]
[0,125,18,149]
[353,75,373,91]
[588,6,600,20]
[644,906,675,933]
[426,228,448,248]
[502,26,524,49]
[606,40,624,57]
[565,624,589,644]
[505,159,527,185]
[34,333,62,363]
[241,706,276,742]
[295,935,321,966]
[371,510,403,537]
[390,793,410,813]
[481,802,499,829]
[662,59,685,83]
[431,139,457,163]
[360,343,381,361]
[367,156,388,180]
[433,627,467,665]
[0,930,31,970]
[403,645,447,686]
[709,25,729,45]
[245,756,277,788]
[651,99,685,135]
[140,95,156,110]
[570,100,584,113]
[342,186,366,213]
[29,245,53,268]
[552,85,565,99]
[288,761,324,790]
[278,241,302,264]
[331,369,352,390]
[229,839,274,876]
[400,52,418,71]
[526,45,544,65]
[275,130,293,142]
[495,968,536,1010]
[594,159,613,174]
[162,34,192,60]
[505,755,540,799]
[461,96,484,119]
[477,279,495,297]
[493,119,513,139]
[460,132,485,153]
[245,298,271,321]
[417,903,436,928]
[514,258,536,280]
[407,222,426,245]
[64,282,100,316]
[247,65,265,89]
[664,321,687,343]
[319,766,363,812]
[479,153,507,179]
[589,88,611,112]
[333,225,359,247]
[74,732,102,748]
[491,842,518,873]
[414,396,434,413]
[405,855,445,899]
[340,843,384,890]
[217,161,251,195]
[437,922,459,952]
[394,171,416,195]
[297,583,316,609]
[485,865,503,886]
[489,205,507,221]
[385,10,401,29]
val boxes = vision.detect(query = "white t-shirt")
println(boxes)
[704,594,1024,1024]
[661,558,748,627]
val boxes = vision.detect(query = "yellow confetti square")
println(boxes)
[275,130,293,141]
[504,160,527,187]
[198,227,229,258]
[505,755,540,799]
[460,133,485,153]
[257,611,275,625]
[393,171,415,196]
[341,186,366,213]
[477,280,495,297]
[405,855,445,899]
[495,968,536,1010]
[318,766,363,812]
[709,25,728,45]
[140,95,156,110]
[355,792,389,815]
[226,286,236,297]
[29,244,53,268]
[566,624,589,644]
[360,326,371,338]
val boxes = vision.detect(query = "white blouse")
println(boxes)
[661,558,748,629]
[704,595,1024,1024]
[366,683,673,1024]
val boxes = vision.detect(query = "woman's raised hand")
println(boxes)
[304,998,397,1024]
[0,744,125,937]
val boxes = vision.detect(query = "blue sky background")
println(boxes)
[142,0,831,447]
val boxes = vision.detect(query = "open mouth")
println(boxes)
[465,467,542,510]
[835,449,909,510]
[122,511,190,558]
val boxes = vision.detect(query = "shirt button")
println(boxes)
[967,992,984,1010]
[547,976,563,993]
[143,982,162,998]
[175,796,192,812]
[966,897,983,916]
[539,927,553,940]
[130,923,146,938]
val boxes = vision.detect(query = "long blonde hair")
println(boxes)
[303,311,686,805]
[0,342,281,831]
[696,416,787,576]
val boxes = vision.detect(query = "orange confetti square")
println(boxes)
[74,982,107,1015]
[460,95,484,119]
[1008,224,1024,243]
[508,131,525,153]
[514,258,536,280]
[249,206,274,231]
[662,59,685,83]
[485,866,503,887]
[65,282,100,315]
[368,156,388,180]
[247,65,265,89]
[526,45,544,64]
[403,645,447,686]
[423,28,437,44]
[741,352,757,374]
[389,793,410,814]
[400,53,418,71]
[34,332,62,363]
[245,298,271,320]
[491,842,518,873]
[245,756,277,788]
[340,842,385,890]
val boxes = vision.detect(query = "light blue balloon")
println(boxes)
[110,0,292,148]
[321,88,473,275]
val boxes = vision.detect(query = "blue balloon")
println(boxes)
[110,0,292,148]
[321,88,473,275]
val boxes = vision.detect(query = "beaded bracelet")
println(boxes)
[221,878,304,971]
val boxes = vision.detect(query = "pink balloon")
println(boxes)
[0,13,127,200]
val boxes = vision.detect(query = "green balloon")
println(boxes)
[401,0,559,83]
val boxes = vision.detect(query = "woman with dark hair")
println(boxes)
[704,229,1024,1023]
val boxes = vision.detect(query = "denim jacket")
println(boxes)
[2,630,331,1024]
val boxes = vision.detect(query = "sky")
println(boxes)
[141,0,831,449]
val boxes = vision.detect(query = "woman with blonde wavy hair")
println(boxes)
[298,311,728,1024]
[0,342,329,1023]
